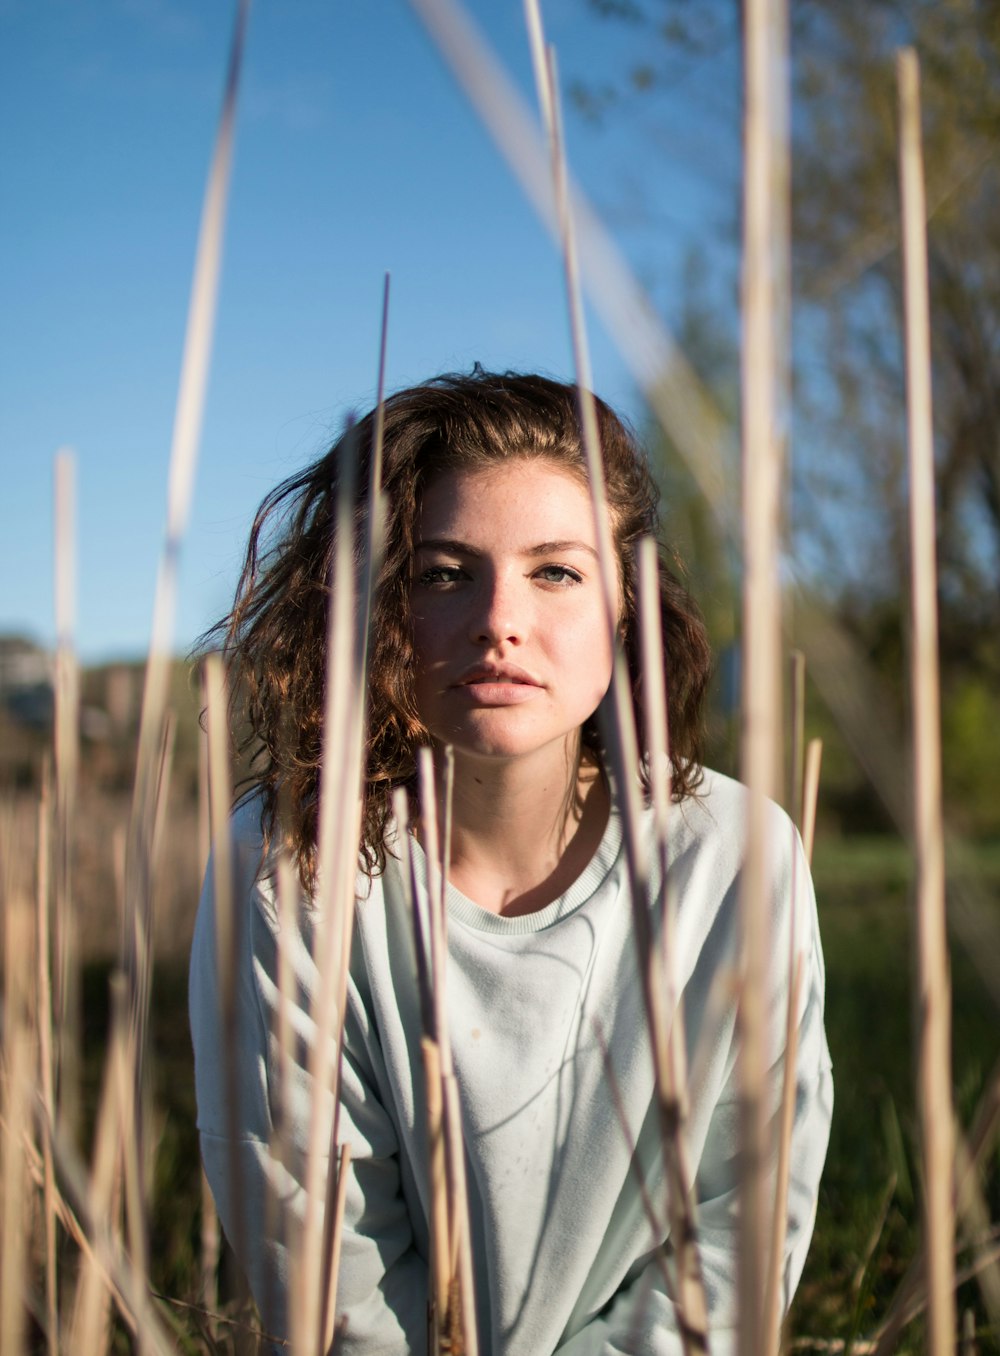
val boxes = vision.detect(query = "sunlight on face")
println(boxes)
[410,460,617,770]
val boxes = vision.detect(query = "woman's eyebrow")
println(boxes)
[414,537,599,559]
[414,538,480,555]
[524,540,599,559]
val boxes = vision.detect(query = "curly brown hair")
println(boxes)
[206,369,711,889]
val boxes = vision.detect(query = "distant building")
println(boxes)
[0,635,54,728]
[0,635,53,694]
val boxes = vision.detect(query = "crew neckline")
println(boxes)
[404,803,626,936]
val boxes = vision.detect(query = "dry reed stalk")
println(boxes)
[1,889,35,1356]
[196,716,220,1313]
[763,950,805,1356]
[124,710,177,1135]
[787,599,984,1039]
[897,47,956,1356]
[417,747,478,1356]
[273,852,299,1177]
[764,651,818,1355]
[204,652,246,1266]
[436,748,470,1309]
[417,751,450,1089]
[440,749,455,942]
[67,979,127,1355]
[321,1142,354,1354]
[361,273,391,665]
[871,1059,1000,1356]
[415,760,452,1340]
[16,1117,117,1311]
[592,1022,672,1292]
[635,540,674,997]
[53,448,81,1147]
[953,1129,1000,1325]
[150,712,177,875]
[789,652,806,830]
[443,1072,477,1348]
[962,1060,1000,1191]
[37,1109,177,1356]
[35,766,59,1356]
[313,335,392,1352]
[872,1239,1000,1356]
[112,980,155,1356]
[404,0,734,539]
[520,0,651,913]
[521,16,619,647]
[801,740,822,869]
[391,787,451,1340]
[297,420,369,1356]
[124,0,250,1092]
[422,1035,451,1340]
[294,490,358,1356]
[960,1309,976,1356]
[636,537,711,1352]
[253,845,299,1335]
[739,0,790,1349]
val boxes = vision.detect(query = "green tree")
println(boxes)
[574,0,1000,835]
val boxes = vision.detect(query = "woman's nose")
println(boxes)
[469,574,525,647]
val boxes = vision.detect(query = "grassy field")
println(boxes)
[792,842,1000,1351]
[52,829,997,1352]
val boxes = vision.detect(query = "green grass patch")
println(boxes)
[791,850,1000,1351]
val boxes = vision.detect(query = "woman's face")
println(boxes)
[409,459,617,771]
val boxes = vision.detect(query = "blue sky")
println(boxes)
[0,0,739,662]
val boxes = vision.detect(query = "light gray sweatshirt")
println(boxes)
[190,768,833,1354]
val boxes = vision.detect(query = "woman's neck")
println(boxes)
[421,740,611,918]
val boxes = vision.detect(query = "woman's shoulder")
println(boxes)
[668,765,809,914]
[675,766,799,845]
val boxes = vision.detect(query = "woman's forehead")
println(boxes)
[415,461,597,535]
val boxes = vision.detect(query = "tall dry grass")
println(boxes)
[1,3,997,1354]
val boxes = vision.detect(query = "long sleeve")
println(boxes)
[552,811,834,1355]
[552,1050,833,1356]
[189,802,428,1352]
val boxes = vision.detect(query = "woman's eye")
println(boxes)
[418,565,465,586]
[536,565,583,585]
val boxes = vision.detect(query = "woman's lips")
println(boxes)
[455,679,543,706]
[454,666,544,706]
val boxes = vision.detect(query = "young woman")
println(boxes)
[190,370,833,1354]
